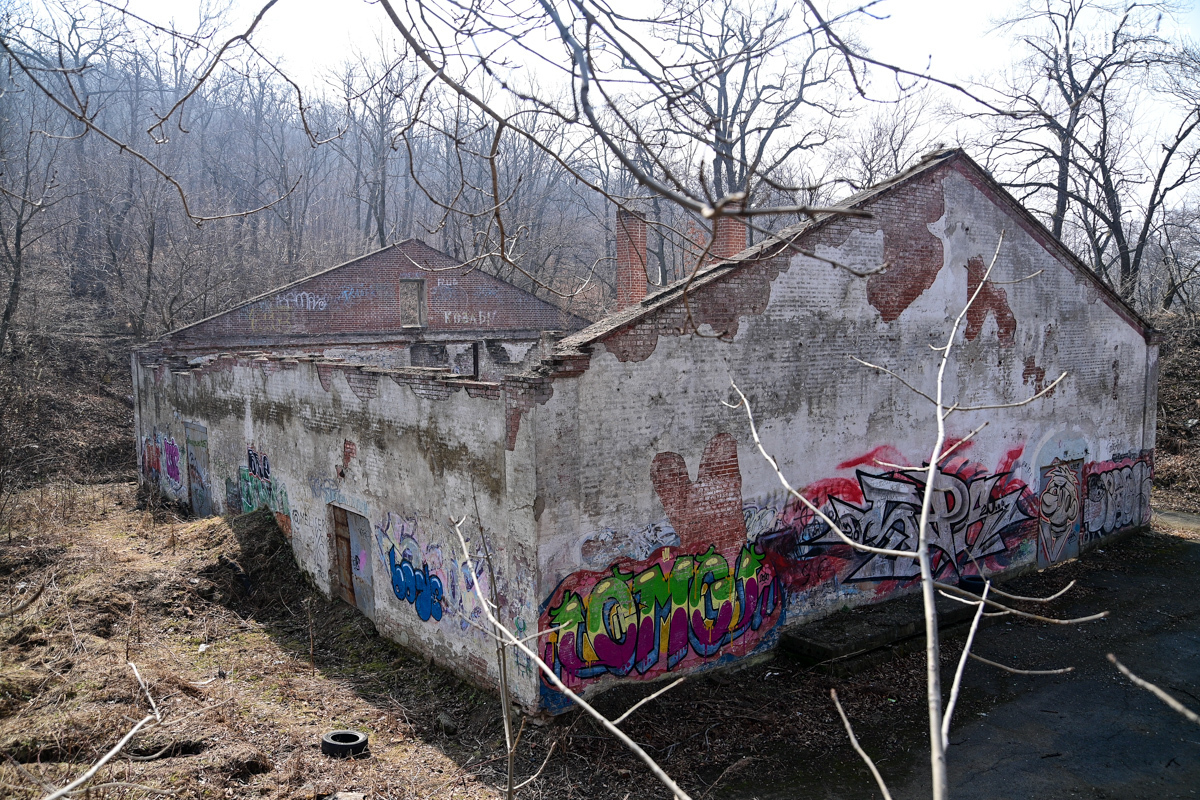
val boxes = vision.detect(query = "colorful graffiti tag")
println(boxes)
[374,513,447,623]
[225,447,291,534]
[1083,451,1152,540]
[541,434,783,695]
[372,511,524,637]
[541,436,1154,705]
[140,435,161,483]
[544,544,779,684]
[161,436,183,491]
[140,431,184,494]
[794,458,1034,582]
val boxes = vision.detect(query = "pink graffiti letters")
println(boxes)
[161,436,182,488]
[542,433,783,691]
[543,542,778,684]
[541,439,1154,703]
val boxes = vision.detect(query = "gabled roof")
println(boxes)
[558,149,1156,354]
[156,239,592,351]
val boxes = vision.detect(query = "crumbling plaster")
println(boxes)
[132,153,1158,714]
[133,355,544,708]
[528,160,1156,707]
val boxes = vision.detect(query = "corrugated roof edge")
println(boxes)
[555,148,1158,358]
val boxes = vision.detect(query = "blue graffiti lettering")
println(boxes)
[387,546,444,622]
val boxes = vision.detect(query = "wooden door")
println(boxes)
[346,511,375,621]
[331,506,356,605]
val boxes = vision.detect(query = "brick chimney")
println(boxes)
[710,205,747,261]
[615,208,648,310]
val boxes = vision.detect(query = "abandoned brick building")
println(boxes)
[133,149,1157,714]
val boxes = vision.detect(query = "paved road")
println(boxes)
[897,524,1200,799]
[733,523,1200,800]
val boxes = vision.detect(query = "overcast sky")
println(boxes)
[127,0,1200,92]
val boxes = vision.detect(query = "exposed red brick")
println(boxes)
[602,255,784,362]
[965,255,1017,345]
[650,432,746,553]
[616,209,648,310]
[1023,356,1049,395]
[503,376,554,451]
[863,177,946,322]
[710,208,747,261]
[315,363,339,392]
[464,382,502,400]
[164,239,589,352]
[343,370,380,400]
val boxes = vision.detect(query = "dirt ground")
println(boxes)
[0,482,935,800]
[735,520,1200,800]
[0,332,137,488]
[2,324,1199,799]
[1,483,1197,800]
[1146,322,1200,512]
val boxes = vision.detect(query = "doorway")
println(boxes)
[183,422,213,517]
[331,506,375,621]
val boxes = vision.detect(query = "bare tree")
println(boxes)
[971,0,1200,300]
[0,53,68,350]
[834,88,939,190]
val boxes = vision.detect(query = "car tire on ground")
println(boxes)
[321,730,369,758]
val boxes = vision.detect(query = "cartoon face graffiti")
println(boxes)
[1040,463,1080,536]
[1038,460,1081,566]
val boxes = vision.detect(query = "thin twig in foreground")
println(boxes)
[969,654,1074,675]
[612,677,687,725]
[942,581,989,748]
[0,582,45,618]
[1108,653,1200,724]
[935,583,1108,624]
[831,689,894,800]
[987,580,1077,604]
[39,716,155,800]
[512,741,558,791]
[451,519,694,800]
[128,662,162,722]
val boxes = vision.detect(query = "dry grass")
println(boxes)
[0,483,500,800]
[0,482,949,800]
[1151,322,1200,513]
[4,481,1179,800]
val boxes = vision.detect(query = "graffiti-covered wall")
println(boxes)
[528,152,1158,710]
[131,354,544,709]
[133,151,1159,715]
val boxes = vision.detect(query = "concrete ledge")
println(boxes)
[1153,509,1200,532]
[780,590,979,674]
